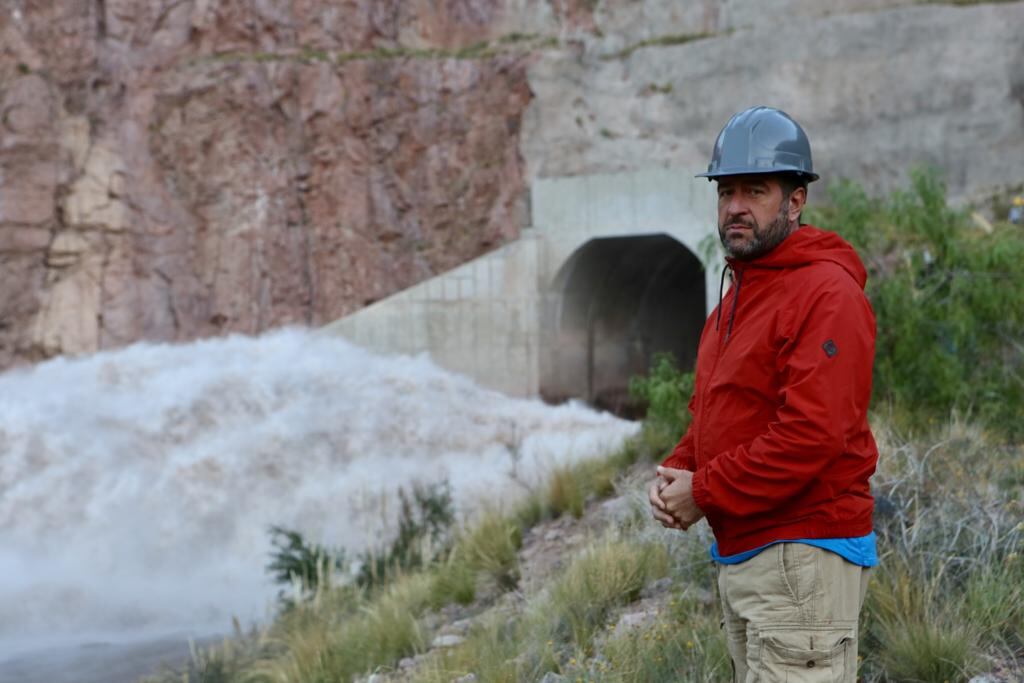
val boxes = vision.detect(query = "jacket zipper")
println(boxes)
[695,275,737,466]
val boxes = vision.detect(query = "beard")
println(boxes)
[719,201,794,260]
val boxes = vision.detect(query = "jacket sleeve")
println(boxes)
[691,279,875,517]
[659,391,697,472]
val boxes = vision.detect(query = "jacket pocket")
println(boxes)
[757,623,856,683]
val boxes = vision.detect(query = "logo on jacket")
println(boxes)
[822,339,839,358]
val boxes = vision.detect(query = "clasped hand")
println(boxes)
[648,466,705,531]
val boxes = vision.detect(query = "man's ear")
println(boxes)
[787,186,807,223]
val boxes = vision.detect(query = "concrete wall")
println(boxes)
[321,232,544,397]
[531,167,718,313]
[322,168,718,399]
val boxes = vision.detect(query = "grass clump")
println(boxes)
[546,465,590,519]
[595,606,730,682]
[250,574,432,683]
[429,551,477,607]
[548,539,669,648]
[865,559,983,682]
[514,436,644,527]
[877,615,980,682]
[453,509,523,592]
[961,554,1024,652]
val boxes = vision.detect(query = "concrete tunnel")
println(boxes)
[540,234,707,417]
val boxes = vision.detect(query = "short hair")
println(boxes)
[777,173,809,199]
[777,173,809,224]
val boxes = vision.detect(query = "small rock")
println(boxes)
[544,529,562,541]
[968,676,999,683]
[640,577,673,599]
[539,673,567,683]
[451,675,478,683]
[399,657,417,669]
[432,634,465,648]
[448,617,474,635]
[613,609,658,636]
[693,587,715,606]
[366,675,387,683]
[600,495,631,520]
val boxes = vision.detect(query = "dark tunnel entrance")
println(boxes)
[540,234,707,417]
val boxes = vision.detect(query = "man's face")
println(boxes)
[716,175,799,260]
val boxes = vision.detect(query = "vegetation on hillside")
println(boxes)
[146,172,1024,683]
[808,168,1024,438]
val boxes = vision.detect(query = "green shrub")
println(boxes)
[266,526,344,604]
[628,353,695,453]
[808,168,1024,437]
[267,482,456,604]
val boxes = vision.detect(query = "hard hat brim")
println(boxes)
[696,167,820,182]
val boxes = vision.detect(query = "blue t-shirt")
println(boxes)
[711,531,878,567]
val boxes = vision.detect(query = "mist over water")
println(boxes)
[0,328,637,655]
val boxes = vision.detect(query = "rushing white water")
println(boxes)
[0,328,637,653]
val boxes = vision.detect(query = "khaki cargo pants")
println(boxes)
[717,543,871,682]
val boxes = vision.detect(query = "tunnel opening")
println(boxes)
[540,234,707,418]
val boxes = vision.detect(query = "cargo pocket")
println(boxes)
[757,623,855,683]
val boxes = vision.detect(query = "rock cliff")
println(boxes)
[0,1,1021,366]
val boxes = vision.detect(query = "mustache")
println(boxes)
[721,218,758,230]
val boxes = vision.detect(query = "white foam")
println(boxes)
[0,328,637,649]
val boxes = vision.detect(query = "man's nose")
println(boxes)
[725,194,750,219]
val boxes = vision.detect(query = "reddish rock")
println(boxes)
[0,1,535,367]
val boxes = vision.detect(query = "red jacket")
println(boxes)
[661,225,878,556]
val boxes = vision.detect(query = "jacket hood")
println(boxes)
[726,225,867,290]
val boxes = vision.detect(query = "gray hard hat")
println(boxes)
[697,106,819,182]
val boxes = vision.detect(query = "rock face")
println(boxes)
[0,1,544,365]
[523,0,1024,200]
[1,1,1022,367]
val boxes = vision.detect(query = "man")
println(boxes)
[648,106,878,681]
